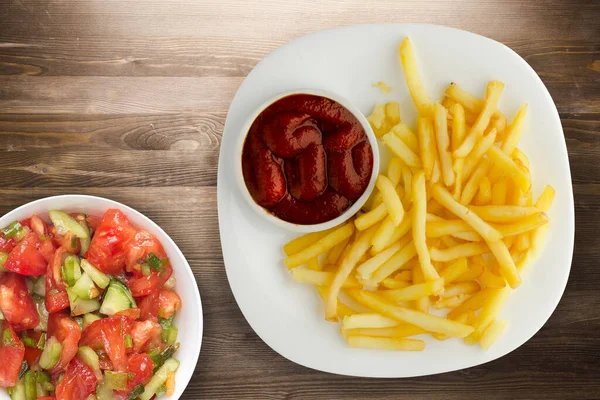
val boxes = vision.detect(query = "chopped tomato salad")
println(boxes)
[0,209,181,400]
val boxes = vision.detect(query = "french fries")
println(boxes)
[282,38,554,353]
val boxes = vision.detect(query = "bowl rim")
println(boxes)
[0,194,202,399]
[234,88,380,233]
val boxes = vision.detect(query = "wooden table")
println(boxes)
[1,0,599,398]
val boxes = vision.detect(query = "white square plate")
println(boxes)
[217,24,574,377]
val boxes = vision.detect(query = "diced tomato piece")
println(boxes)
[124,231,167,272]
[0,273,40,331]
[0,233,15,253]
[45,248,69,314]
[85,209,137,275]
[3,232,48,276]
[38,238,57,263]
[47,312,81,373]
[55,357,97,400]
[80,316,133,372]
[158,289,182,319]
[22,330,44,367]
[127,261,173,298]
[30,215,48,236]
[0,322,25,388]
[52,229,80,255]
[137,291,160,322]
[19,218,32,229]
[115,308,141,320]
[114,353,154,398]
[130,320,162,354]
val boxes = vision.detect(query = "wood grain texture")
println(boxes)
[0,0,599,399]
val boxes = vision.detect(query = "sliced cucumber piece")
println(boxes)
[82,313,101,329]
[99,280,136,316]
[8,379,26,400]
[39,336,62,370]
[139,358,180,400]
[77,346,103,381]
[78,219,91,256]
[104,371,128,391]
[63,255,81,287]
[81,259,110,289]
[33,295,48,332]
[66,288,101,316]
[48,210,90,239]
[95,381,117,400]
[2,221,22,239]
[23,370,36,400]
[71,273,98,300]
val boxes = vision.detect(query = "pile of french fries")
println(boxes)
[283,38,555,352]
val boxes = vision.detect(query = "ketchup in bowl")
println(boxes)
[241,94,374,225]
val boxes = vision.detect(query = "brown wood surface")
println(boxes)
[0,0,599,398]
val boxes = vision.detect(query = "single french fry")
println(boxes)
[432,183,503,242]
[535,185,556,212]
[344,325,426,338]
[291,268,360,288]
[491,180,508,206]
[501,104,528,154]
[326,225,378,320]
[369,242,417,284]
[391,123,419,154]
[445,83,484,114]
[431,157,442,184]
[487,145,531,192]
[480,319,508,350]
[430,242,489,262]
[465,287,510,344]
[355,203,387,231]
[494,212,549,236]
[454,81,505,158]
[399,38,434,116]
[357,241,403,279]
[285,223,355,269]
[412,171,440,280]
[342,313,398,329]
[447,287,496,320]
[452,103,467,152]
[487,240,521,288]
[348,290,474,338]
[347,335,425,351]
[284,227,335,256]
[374,214,412,253]
[461,159,492,205]
[402,167,413,204]
[463,128,497,179]
[412,263,430,313]
[475,177,492,205]
[468,205,539,223]
[440,281,480,298]
[434,103,455,186]
[387,157,404,186]
[382,132,422,169]
[440,257,469,284]
[377,175,405,226]
[491,113,507,136]
[385,101,401,125]
[417,117,436,180]
[381,278,445,302]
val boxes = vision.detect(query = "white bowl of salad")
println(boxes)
[0,195,202,400]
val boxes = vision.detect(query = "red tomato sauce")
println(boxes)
[242,94,374,225]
